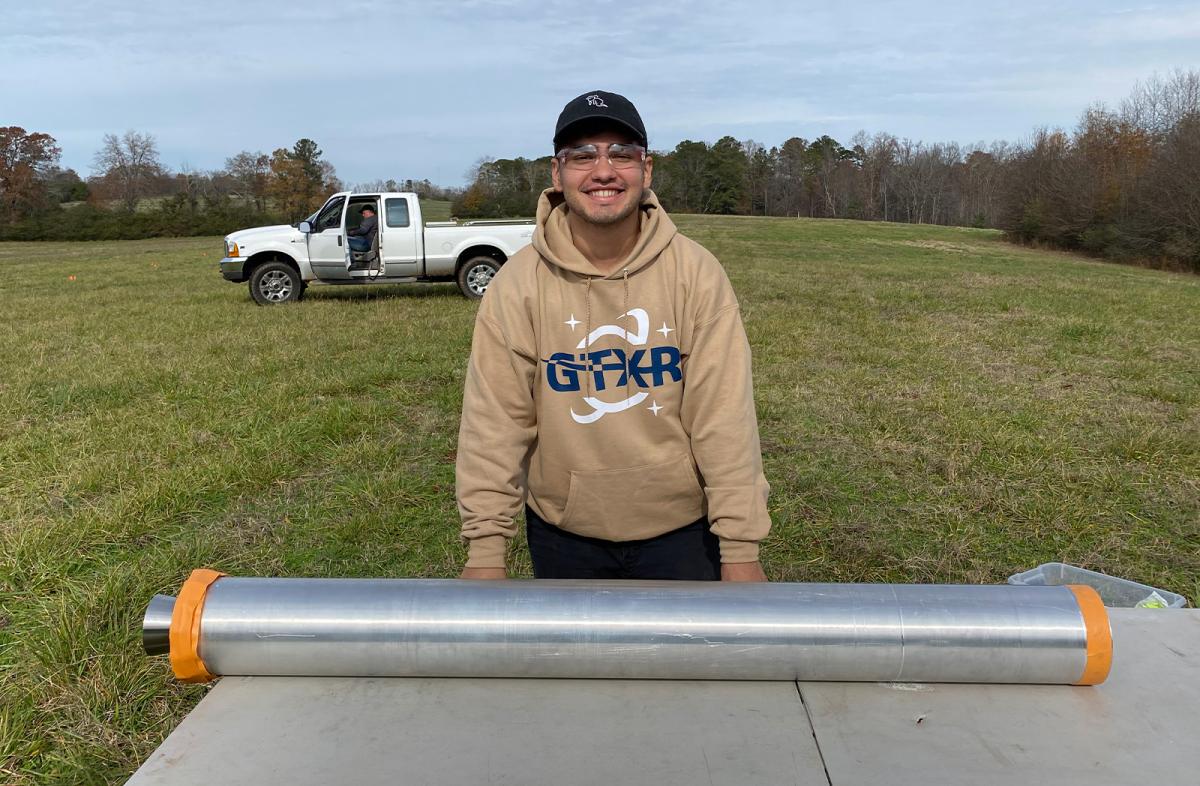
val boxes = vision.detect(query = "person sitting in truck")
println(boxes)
[347,205,378,252]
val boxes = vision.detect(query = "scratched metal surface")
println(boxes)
[179,578,1095,683]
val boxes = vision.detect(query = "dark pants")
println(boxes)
[525,505,721,580]
[348,234,371,252]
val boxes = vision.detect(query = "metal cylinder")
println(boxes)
[142,593,175,656]
[145,575,1112,685]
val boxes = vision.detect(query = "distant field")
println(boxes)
[419,198,453,222]
[1,217,1197,783]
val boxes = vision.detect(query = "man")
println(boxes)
[347,204,377,252]
[456,90,770,582]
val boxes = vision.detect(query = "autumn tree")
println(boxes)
[0,127,61,222]
[267,139,339,220]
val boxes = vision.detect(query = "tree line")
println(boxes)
[453,134,1009,227]
[455,70,1199,272]
[3,70,1196,270]
[0,131,453,241]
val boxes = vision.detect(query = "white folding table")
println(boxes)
[127,608,1199,785]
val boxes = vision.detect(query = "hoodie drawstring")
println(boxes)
[623,267,631,402]
[581,270,631,401]
[584,277,592,399]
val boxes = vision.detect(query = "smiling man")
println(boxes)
[456,90,771,581]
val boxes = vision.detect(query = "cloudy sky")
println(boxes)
[4,0,1198,186]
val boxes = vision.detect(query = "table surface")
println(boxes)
[127,608,1200,786]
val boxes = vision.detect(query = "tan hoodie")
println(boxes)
[456,188,771,569]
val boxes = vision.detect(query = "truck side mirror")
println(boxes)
[298,221,312,234]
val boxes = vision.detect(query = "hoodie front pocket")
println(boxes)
[559,454,706,541]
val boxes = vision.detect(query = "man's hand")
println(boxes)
[721,561,768,582]
[460,567,508,580]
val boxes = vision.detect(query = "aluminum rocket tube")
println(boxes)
[147,574,1113,685]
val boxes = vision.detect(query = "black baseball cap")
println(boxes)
[360,204,375,213]
[553,90,647,151]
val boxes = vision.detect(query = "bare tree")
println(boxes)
[1121,69,1200,137]
[1138,112,1200,264]
[92,130,165,211]
[224,151,270,209]
[353,178,404,193]
[319,160,343,194]
[954,146,1006,227]
[174,164,207,210]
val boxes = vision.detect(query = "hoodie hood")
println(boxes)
[532,188,677,278]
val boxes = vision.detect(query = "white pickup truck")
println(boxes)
[219,191,533,304]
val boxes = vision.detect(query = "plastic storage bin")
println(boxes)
[1008,562,1186,608]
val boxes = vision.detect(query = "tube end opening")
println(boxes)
[142,594,176,656]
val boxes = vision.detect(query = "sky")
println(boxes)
[3,0,1198,187]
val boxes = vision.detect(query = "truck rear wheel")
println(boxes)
[457,256,500,299]
[250,261,304,305]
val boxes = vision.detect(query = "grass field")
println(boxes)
[1,216,1198,783]
[419,199,453,222]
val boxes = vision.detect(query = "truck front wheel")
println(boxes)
[457,256,500,299]
[250,261,305,305]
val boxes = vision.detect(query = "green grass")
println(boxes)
[1,217,1198,783]
[418,199,453,222]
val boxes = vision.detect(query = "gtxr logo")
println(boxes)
[544,308,681,424]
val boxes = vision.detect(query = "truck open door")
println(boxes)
[306,195,350,281]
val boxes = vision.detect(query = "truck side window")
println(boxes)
[385,198,410,228]
[316,197,345,231]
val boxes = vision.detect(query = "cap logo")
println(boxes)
[585,94,608,108]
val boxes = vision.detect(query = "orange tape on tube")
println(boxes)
[169,568,226,683]
[1067,584,1113,685]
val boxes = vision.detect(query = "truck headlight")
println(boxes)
[225,240,240,257]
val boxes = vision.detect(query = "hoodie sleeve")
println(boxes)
[679,286,772,564]
[455,298,539,569]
